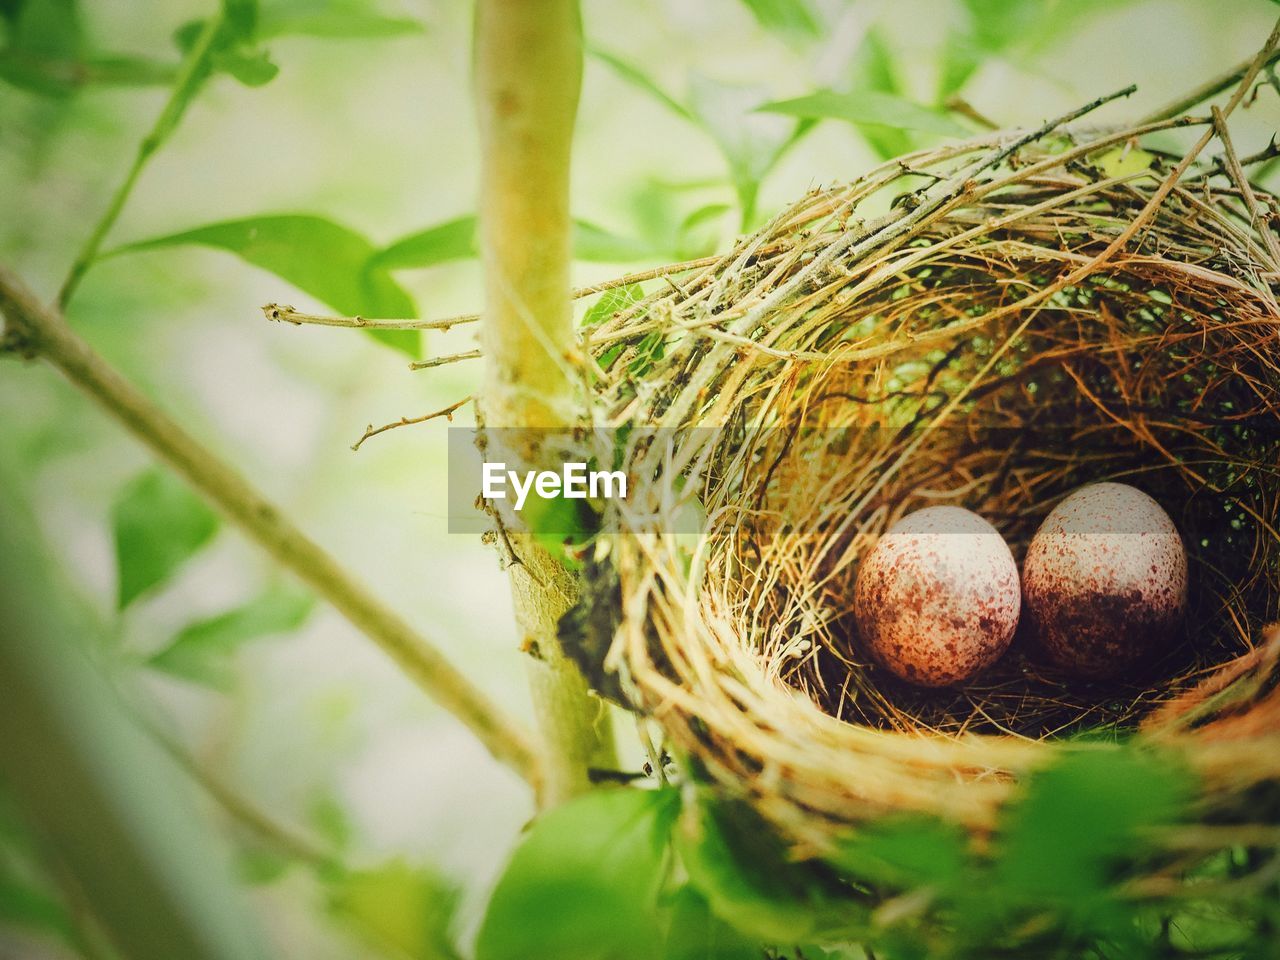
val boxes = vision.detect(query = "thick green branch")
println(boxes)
[475,0,582,430]
[0,264,541,787]
[474,0,615,807]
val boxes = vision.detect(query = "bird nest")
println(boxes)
[577,99,1280,868]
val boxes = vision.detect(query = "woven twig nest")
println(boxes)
[581,105,1280,881]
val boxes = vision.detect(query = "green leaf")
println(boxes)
[848,29,913,160]
[627,329,666,378]
[589,53,810,226]
[1164,903,1257,955]
[173,12,276,89]
[583,283,645,329]
[0,49,176,96]
[0,0,89,95]
[937,0,1107,99]
[676,791,856,943]
[172,18,210,53]
[147,17,232,152]
[371,215,652,271]
[937,30,982,102]
[259,7,423,40]
[833,816,970,891]
[369,215,478,272]
[573,220,656,262]
[794,947,869,960]
[959,0,1050,54]
[112,215,420,357]
[662,886,764,960]
[673,202,731,259]
[308,792,353,854]
[112,468,220,609]
[737,0,821,41]
[520,492,596,567]
[688,74,803,225]
[476,787,680,960]
[854,28,900,95]
[221,0,259,40]
[1091,145,1156,178]
[147,584,314,688]
[328,861,462,960]
[758,89,969,137]
[589,47,695,122]
[679,201,731,233]
[212,45,277,86]
[236,848,291,886]
[994,748,1193,904]
[7,0,80,57]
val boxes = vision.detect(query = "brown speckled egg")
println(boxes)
[1022,483,1187,677]
[853,506,1021,687]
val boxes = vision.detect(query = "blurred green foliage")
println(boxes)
[147,581,315,688]
[468,747,1249,960]
[3,0,1278,957]
[757,90,968,138]
[328,860,463,960]
[112,466,220,608]
[0,495,270,960]
[476,787,680,960]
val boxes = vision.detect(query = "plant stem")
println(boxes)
[58,14,224,309]
[474,0,615,807]
[146,721,337,870]
[0,264,542,788]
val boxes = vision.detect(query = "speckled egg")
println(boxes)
[853,506,1021,687]
[1022,483,1187,677]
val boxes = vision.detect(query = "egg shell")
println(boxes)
[1022,483,1188,677]
[853,505,1021,687]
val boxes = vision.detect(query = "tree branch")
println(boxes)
[351,396,471,451]
[260,255,725,331]
[58,15,225,308]
[474,0,616,807]
[408,349,482,371]
[0,264,542,788]
[1141,45,1280,124]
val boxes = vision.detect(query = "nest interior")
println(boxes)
[583,103,1280,842]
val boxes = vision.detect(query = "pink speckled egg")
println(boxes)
[853,506,1021,687]
[1023,483,1187,677]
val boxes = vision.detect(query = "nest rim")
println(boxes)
[580,105,1280,856]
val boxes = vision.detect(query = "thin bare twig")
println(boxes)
[1212,105,1280,266]
[351,396,472,451]
[264,302,472,332]
[408,349,482,371]
[260,255,726,332]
